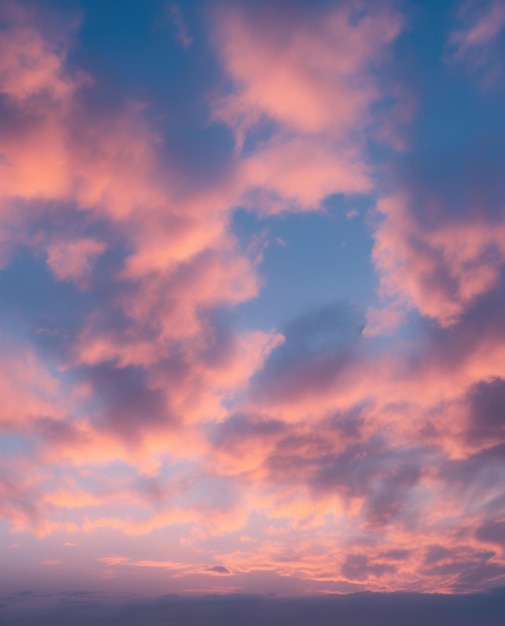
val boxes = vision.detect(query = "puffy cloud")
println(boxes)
[213,1,402,136]
[370,193,505,328]
[212,0,404,211]
[45,238,105,283]
[368,129,505,331]
[240,136,371,213]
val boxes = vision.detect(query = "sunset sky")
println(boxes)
[1,0,505,622]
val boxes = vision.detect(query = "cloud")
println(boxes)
[206,565,231,575]
[212,1,402,136]
[45,238,105,284]
[1,591,505,626]
[466,378,505,443]
[476,521,505,548]
[369,193,505,329]
[211,0,404,211]
[166,4,193,49]
[447,0,505,86]
[341,554,396,581]
[369,131,505,330]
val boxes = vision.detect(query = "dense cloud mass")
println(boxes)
[1,591,505,626]
[1,0,505,607]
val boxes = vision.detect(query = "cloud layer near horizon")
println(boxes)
[1,590,505,626]
[1,0,505,598]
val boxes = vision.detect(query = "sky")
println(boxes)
[1,0,505,622]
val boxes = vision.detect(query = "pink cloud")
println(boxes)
[0,334,67,430]
[213,3,402,136]
[211,1,404,211]
[45,238,105,283]
[0,3,77,102]
[370,193,505,328]
[452,1,505,51]
[447,0,505,85]
[240,136,371,212]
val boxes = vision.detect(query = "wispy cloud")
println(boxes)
[447,0,505,86]
[166,3,193,48]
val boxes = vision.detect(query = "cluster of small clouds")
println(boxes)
[1,0,505,596]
